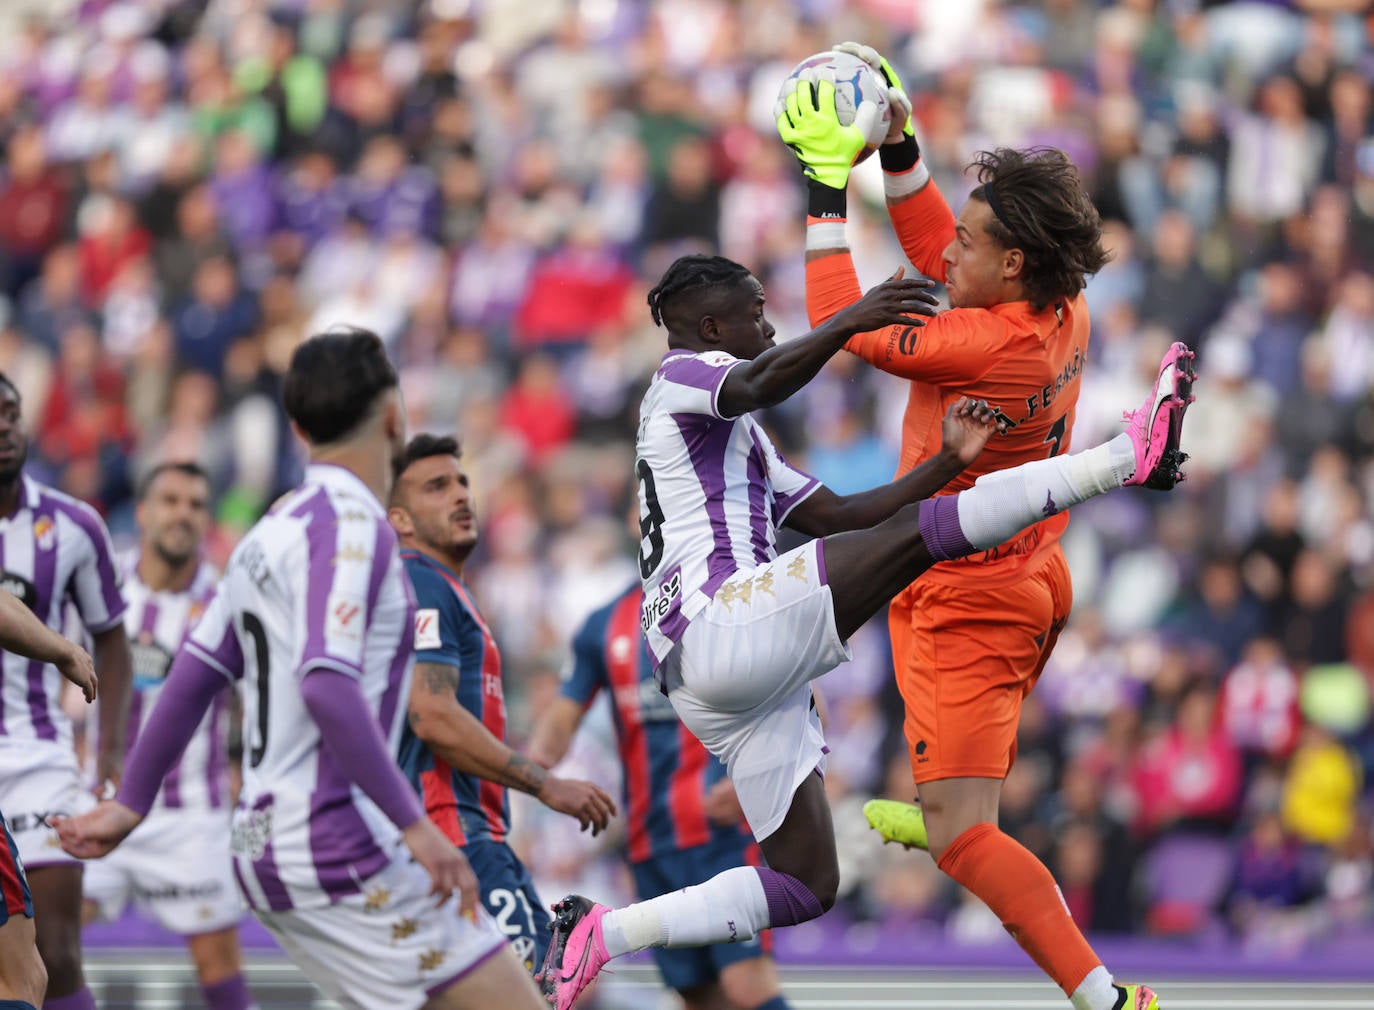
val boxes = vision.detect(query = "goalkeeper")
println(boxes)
[778,44,1178,1010]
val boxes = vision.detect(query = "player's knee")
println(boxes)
[804,865,839,913]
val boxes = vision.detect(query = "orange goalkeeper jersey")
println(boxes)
[807,180,1090,590]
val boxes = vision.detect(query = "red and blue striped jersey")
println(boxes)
[398,551,508,846]
[561,583,744,863]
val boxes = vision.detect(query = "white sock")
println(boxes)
[600,866,769,956]
[1070,965,1118,1010]
[955,435,1135,551]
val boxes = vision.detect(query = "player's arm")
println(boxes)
[67,505,133,787]
[91,624,133,788]
[0,589,96,701]
[717,267,939,417]
[526,697,585,770]
[55,592,240,857]
[408,660,616,835]
[300,667,478,909]
[789,43,955,305]
[785,398,999,537]
[527,610,608,769]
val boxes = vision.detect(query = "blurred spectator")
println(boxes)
[1133,682,1244,838]
[1281,724,1362,847]
[171,254,260,378]
[0,126,68,297]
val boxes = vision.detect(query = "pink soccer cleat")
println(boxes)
[1122,341,1196,489]
[536,895,612,1010]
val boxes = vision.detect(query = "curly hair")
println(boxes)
[968,148,1111,312]
[647,254,753,328]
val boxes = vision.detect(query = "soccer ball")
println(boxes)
[776,50,893,153]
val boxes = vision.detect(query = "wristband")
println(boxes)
[806,178,847,220]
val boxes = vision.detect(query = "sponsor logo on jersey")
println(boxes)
[414,608,442,650]
[326,593,365,650]
[131,636,175,689]
[0,572,37,611]
[640,570,682,633]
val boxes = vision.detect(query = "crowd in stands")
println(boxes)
[4,0,1371,960]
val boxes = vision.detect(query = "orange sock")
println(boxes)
[937,822,1102,996]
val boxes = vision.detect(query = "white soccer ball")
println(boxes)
[776,49,893,152]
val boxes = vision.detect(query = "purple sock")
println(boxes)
[754,867,824,927]
[203,975,255,1010]
[917,495,975,561]
[44,990,97,1010]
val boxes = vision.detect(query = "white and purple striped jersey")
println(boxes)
[635,349,820,667]
[0,475,124,747]
[122,557,230,814]
[188,463,416,912]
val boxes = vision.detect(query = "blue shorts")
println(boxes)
[463,839,550,973]
[630,839,773,992]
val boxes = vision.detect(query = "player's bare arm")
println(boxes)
[716,270,938,417]
[409,661,616,834]
[0,589,97,702]
[91,623,133,788]
[786,398,999,536]
[526,696,585,770]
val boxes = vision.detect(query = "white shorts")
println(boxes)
[85,808,244,934]
[0,741,92,868]
[255,849,508,1010]
[663,540,850,841]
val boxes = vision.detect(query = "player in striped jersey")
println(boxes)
[0,570,97,1010]
[81,462,254,1010]
[53,329,549,1010]
[388,434,615,974]
[0,373,133,1010]
[530,580,791,1010]
[537,257,1193,1009]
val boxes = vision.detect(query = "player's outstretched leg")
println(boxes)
[539,863,816,1010]
[915,340,1195,560]
[824,340,1196,641]
[538,775,834,1010]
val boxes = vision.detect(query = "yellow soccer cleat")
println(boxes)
[1116,983,1161,1009]
[863,798,929,851]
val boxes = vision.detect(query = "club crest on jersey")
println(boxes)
[640,570,682,633]
[32,516,55,552]
[414,608,442,650]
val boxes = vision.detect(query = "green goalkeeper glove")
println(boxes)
[833,41,913,145]
[775,75,877,191]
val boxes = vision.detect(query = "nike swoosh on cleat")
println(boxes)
[559,925,595,986]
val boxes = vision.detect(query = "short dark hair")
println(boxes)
[283,327,398,445]
[967,147,1110,312]
[647,255,753,328]
[137,460,210,501]
[392,433,462,485]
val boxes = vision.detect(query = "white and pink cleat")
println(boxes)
[1122,341,1196,489]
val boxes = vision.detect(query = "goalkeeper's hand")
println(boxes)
[775,75,878,191]
[834,41,913,146]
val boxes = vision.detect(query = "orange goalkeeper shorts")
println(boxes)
[889,548,1072,785]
